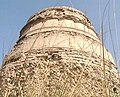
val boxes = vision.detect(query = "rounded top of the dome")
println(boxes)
[28,6,86,22]
[26,6,93,28]
[19,6,98,41]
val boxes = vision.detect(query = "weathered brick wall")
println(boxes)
[0,6,119,97]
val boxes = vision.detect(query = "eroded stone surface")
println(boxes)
[0,6,120,97]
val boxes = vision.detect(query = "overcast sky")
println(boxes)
[0,0,120,70]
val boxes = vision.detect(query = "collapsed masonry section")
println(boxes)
[0,48,120,97]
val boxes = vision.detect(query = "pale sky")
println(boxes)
[0,0,120,70]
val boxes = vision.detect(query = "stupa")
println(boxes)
[0,6,119,97]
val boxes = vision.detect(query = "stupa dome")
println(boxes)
[0,6,119,97]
